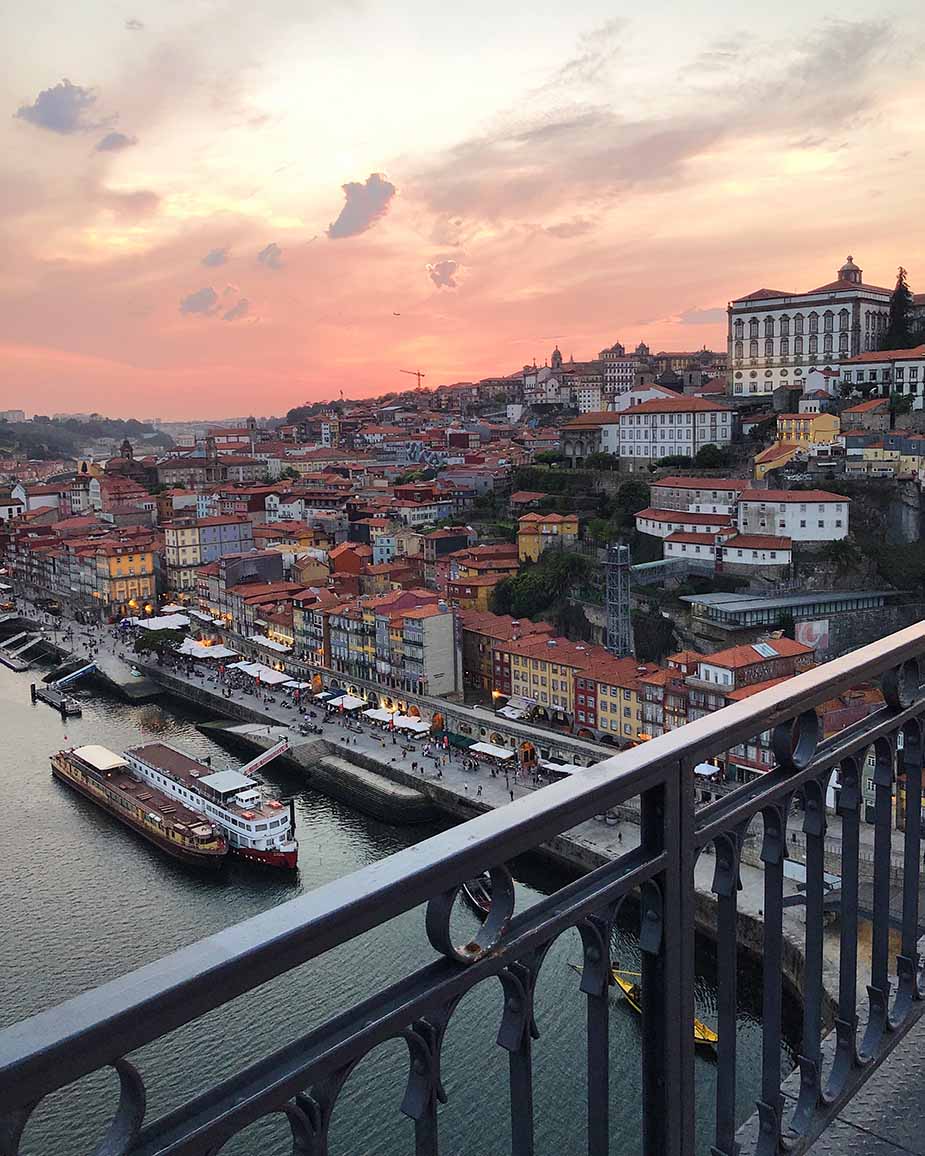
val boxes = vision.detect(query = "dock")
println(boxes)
[30,683,82,716]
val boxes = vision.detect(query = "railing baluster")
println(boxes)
[710,831,741,1156]
[498,961,538,1156]
[578,914,613,1156]
[640,769,695,1156]
[862,738,895,1058]
[790,778,827,1135]
[827,757,862,1095]
[896,721,923,1019]
[755,801,788,1156]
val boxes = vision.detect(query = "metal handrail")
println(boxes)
[3,621,925,1155]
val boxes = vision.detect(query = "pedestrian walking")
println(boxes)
[509,789,514,802]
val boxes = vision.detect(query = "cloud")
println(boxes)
[125,18,144,30]
[327,172,396,239]
[99,188,160,217]
[179,287,219,315]
[551,17,625,88]
[14,79,109,135]
[223,297,250,322]
[257,242,283,269]
[427,259,460,289]
[202,247,229,267]
[676,306,727,325]
[544,218,595,239]
[95,131,137,152]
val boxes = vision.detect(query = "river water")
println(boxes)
[0,662,799,1155]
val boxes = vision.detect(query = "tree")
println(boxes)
[881,267,914,351]
[820,539,861,572]
[693,443,732,469]
[533,451,567,466]
[279,466,301,481]
[584,451,619,471]
[632,609,675,663]
[890,392,913,417]
[133,628,182,657]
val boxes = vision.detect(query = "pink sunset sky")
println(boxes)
[2,0,923,418]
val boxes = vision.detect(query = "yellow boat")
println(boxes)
[570,964,718,1048]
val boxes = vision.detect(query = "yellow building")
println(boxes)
[93,543,156,617]
[446,575,500,611]
[753,441,799,480]
[516,513,580,562]
[775,412,840,446]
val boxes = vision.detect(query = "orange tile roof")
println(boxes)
[721,534,792,550]
[637,508,733,526]
[739,489,846,503]
[620,396,732,415]
[652,476,749,491]
[841,344,925,364]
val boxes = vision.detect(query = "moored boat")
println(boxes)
[51,745,227,867]
[462,873,492,916]
[568,963,718,1048]
[123,740,298,869]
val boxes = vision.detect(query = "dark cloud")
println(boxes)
[179,287,219,315]
[677,306,726,325]
[125,18,144,30]
[95,131,137,152]
[14,79,109,135]
[223,297,250,322]
[544,218,595,239]
[202,247,229,267]
[257,242,283,269]
[327,172,396,239]
[427,259,459,289]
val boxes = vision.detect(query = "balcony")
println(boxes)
[4,625,925,1154]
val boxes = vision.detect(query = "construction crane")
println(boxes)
[400,369,426,388]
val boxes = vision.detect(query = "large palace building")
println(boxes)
[727,256,894,398]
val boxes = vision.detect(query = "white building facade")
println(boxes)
[737,490,849,542]
[618,397,734,471]
[727,257,893,398]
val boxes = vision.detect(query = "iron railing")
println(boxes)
[4,623,925,1155]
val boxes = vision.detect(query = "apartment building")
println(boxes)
[736,490,849,542]
[648,477,750,515]
[163,515,255,593]
[517,513,579,562]
[617,396,734,472]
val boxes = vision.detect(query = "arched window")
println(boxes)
[749,339,758,358]
[839,309,849,331]
[794,314,804,335]
[734,340,743,359]
[780,337,790,356]
[823,311,834,333]
[808,312,819,334]
[764,317,775,338]
[809,335,818,356]
[749,318,759,339]
[838,333,849,354]
[780,315,790,337]
[765,338,774,358]
[823,333,833,354]
[794,336,803,356]
[734,319,744,338]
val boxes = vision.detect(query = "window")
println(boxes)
[809,312,819,334]
[794,314,804,335]
[734,340,743,358]
[800,519,806,528]
[780,315,790,337]
[749,340,758,358]
[823,334,833,354]
[749,318,759,338]
[809,335,818,355]
[765,338,774,357]
[823,311,834,332]
[794,336,803,356]
[764,317,775,337]
[780,337,789,356]
[839,333,849,353]
[734,319,744,338]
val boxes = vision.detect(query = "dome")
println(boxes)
[838,255,862,284]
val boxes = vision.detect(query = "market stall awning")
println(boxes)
[161,603,185,613]
[283,680,312,690]
[177,638,237,660]
[248,634,292,653]
[470,741,515,761]
[449,733,475,749]
[363,707,394,724]
[228,660,290,685]
[188,609,212,622]
[497,705,527,720]
[131,613,189,631]
[393,715,430,734]
[326,693,366,711]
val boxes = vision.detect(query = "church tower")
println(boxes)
[120,438,134,461]
[551,345,563,371]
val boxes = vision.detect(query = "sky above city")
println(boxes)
[2,0,924,418]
